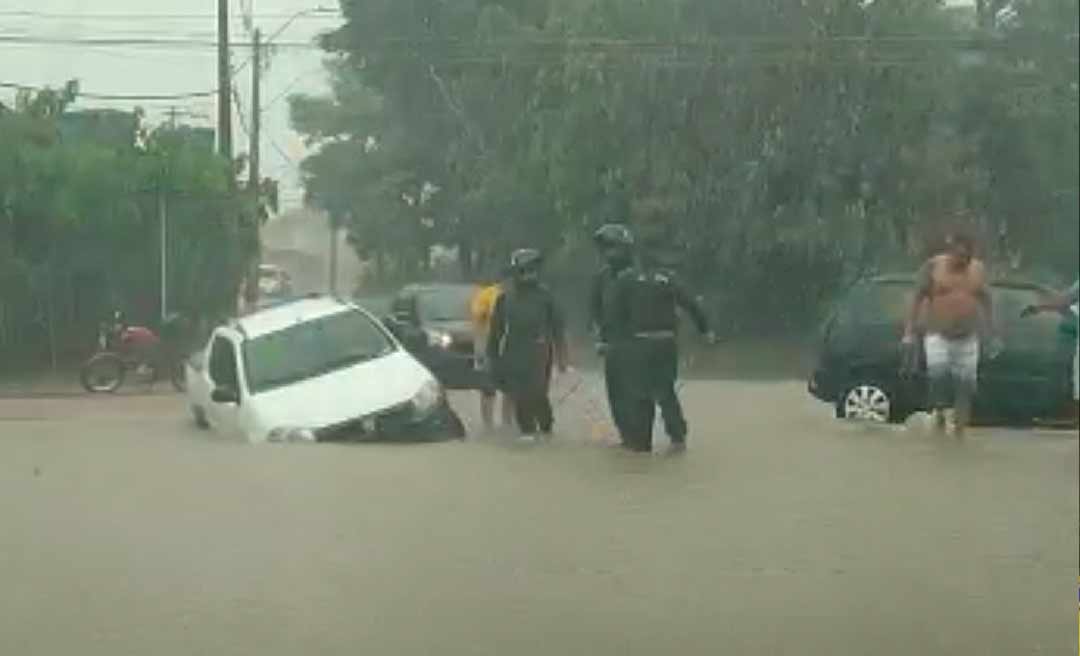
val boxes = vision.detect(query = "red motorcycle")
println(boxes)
[80,311,187,393]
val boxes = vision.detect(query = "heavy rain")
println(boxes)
[1,1,1078,655]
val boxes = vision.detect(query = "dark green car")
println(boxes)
[809,275,1075,424]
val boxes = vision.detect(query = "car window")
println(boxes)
[209,337,240,391]
[840,282,914,325]
[243,309,396,394]
[992,286,1060,341]
[417,287,475,322]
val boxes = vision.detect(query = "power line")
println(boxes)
[261,66,326,113]
[0,35,319,49]
[269,137,303,172]
[0,80,217,101]
[0,9,340,21]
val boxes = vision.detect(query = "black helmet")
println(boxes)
[593,224,635,249]
[510,248,543,272]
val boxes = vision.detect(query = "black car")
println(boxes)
[809,275,1074,424]
[383,283,487,390]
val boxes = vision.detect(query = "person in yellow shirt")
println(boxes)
[471,273,514,431]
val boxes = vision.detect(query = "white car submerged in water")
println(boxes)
[186,296,465,443]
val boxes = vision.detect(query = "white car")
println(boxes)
[186,296,465,443]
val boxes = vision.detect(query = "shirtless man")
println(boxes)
[903,231,996,437]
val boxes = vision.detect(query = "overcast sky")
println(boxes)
[0,0,341,210]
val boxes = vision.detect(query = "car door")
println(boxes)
[977,285,1066,419]
[205,333,244,437]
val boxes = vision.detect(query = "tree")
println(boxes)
[292,0,1078,333]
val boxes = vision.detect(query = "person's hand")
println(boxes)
[595,341,610,357]
[901,333,916,346]
[704,331,718,346]
[986,336,1005,360]
[1020,304,1039,319]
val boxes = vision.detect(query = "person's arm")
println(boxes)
[673,279,712,337]
[588,271,606,340]
[904,261,933,342]
[1023,281,1077,316]
[549,294,569,371]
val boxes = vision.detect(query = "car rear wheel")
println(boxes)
[837,383,895,423]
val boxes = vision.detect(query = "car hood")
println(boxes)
[248,350,433,436]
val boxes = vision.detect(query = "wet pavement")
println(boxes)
[1,379,1076,655]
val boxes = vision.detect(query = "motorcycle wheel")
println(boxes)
[80,353,126,393]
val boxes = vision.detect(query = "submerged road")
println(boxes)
[1,380,1076,655]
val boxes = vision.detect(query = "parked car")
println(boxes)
[809,275,1074,424]
[186,295,465,443]
[383,283,487,390]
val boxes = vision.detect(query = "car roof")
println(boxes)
[234,296,358,339]
[399,280,479,296]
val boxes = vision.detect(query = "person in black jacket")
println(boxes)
[487,249,568,440]
[589,224,637,445]
[610,252,715,453]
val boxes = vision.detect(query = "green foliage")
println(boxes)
[0,85,251,367]
[292,0,1078,331]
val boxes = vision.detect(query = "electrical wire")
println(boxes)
[0,35,319,48]
[0,9,340,21]
[261,66,326,114]
[0,80,217,101]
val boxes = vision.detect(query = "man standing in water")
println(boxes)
[903,231,996,438]
[610,243,715,453]
[590,224,637,444]
[487,249,568,441]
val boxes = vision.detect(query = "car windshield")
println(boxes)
[417,286,474,322]
[243,309,395,394]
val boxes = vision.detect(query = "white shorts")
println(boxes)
[924,333,979,385]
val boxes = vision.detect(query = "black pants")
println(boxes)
[515,392,554,435]
[623,337,686,452]
[499,347,554,436]
[604,346,632,441]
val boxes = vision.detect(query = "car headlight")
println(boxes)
[411,379,443,416]
[267,426,317,443]
[425,329,453,350]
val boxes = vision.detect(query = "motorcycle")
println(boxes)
[80,311,188,394]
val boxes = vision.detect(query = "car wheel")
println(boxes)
[838,383,896,424]
[191,406,210,430]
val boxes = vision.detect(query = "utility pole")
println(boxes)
[160,165,169,322]
[243,27,263,310]
[217,0,232,159]
[250,28,261,204]
[329,214,339,295]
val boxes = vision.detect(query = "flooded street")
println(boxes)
[1,379,1077,655]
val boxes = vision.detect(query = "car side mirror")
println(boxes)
[211,386,240,405]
